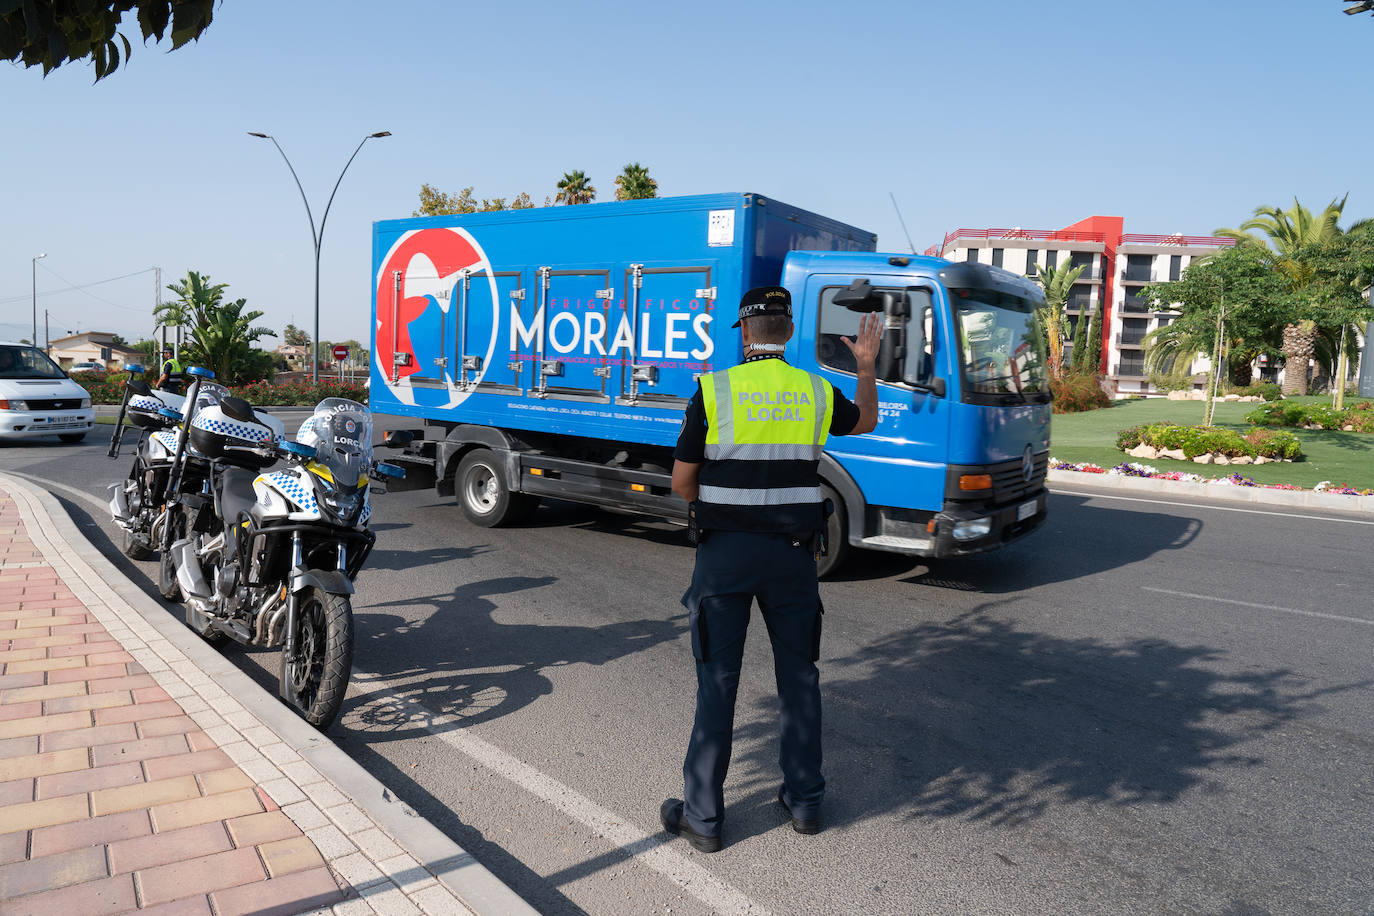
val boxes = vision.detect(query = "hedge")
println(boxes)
[1246,400,1374,432]
[1116,422,1302,460]
[74,371,368,408]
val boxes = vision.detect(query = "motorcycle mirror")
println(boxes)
[125,364,144,375]
[280,440,317,459]
[374,462,406,479]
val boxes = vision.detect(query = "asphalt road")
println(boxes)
[4,421,1374,916]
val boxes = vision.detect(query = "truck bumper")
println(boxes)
[857,490,1047,559]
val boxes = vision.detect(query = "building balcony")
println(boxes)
[1120,295,1155,313]
[1120,270,1161,284]
[1114,334,1146,348]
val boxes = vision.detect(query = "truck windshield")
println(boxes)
[0,345,66,380]
[949,287,1050,404]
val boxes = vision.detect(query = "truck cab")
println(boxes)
[784,253,1050,572]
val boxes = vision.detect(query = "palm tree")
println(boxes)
[157,270,227,355]
[1213,196,1369,396]
[186,298,277,384]
[555,170,596,205]
[614,163,658,201]
[1032,261,1085,379]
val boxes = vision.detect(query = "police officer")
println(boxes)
[659,285,880,852]
[156,346,183,394]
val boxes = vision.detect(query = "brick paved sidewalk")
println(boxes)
[0,476,525,916]
[0,494,344,914]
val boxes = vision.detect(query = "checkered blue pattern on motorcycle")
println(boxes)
[264,471,317,513]
[191,413,273,442]
[360,501,371,526]
[152,431,179,452]
[128,395,176,429]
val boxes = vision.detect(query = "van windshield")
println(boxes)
[949,288,1050,404]
[0,346,66,380]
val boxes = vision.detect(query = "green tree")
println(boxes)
[1,0,216,81]
[184,298,277,384]
[158,270,226,354]
[1213,196,1371,396]
[1031,261,1084,379]
[1290,229,1374,407]
[283,323,311,348]
[555,170,596,205]
[613,163,658,201]
[1140,245,1295,414]
[415,184,538,216]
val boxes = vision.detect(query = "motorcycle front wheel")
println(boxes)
[280,586,354,730]
[157,507,185,601]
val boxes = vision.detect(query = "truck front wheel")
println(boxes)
[817,483,849,580]
[456,449,538,527]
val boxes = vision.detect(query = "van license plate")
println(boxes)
[1017,499,1037,521]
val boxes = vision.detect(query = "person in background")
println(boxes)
[156,346,183,394]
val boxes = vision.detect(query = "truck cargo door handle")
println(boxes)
[540,360,564,377]
[695,287,717,299]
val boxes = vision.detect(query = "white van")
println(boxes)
[0,342,96,443]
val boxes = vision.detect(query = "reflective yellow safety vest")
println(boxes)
[696,357,834,534]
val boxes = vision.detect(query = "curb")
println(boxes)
[1048,468,1374,514]
[0,472,537,916]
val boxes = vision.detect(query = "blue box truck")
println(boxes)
[369,192,1050,575]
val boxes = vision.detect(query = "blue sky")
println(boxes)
[2,0,1370,348]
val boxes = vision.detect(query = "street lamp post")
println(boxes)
[31,253,46,345]
[248,131,391,384]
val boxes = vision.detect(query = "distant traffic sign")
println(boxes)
[333,345,349,361]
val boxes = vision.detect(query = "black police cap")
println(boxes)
[731,286,792,328]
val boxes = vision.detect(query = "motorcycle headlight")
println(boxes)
[318,485,364,525]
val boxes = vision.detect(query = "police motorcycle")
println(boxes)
[164,393,408,729]
[106,364,191,562]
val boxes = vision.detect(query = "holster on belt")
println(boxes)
[687,501,710,546]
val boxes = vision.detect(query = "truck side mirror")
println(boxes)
[831,278,874,308]
[384,429,416,448]
[875,291,904,383]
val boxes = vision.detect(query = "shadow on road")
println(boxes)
[338,574,683,740]
[720,601,1369,844]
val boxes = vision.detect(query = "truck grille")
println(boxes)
[26,399,84,410]
[990,453,1048,504]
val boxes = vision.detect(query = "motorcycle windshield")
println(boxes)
[190,381,230,418]
[308,398,372,488]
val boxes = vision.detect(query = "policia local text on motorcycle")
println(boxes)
[660,285,881,852]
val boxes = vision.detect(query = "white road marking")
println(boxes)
[350,671,770,916]
[1143,586,1374,627]
[1052,488,1374,526]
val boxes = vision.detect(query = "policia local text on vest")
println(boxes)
[660,285,881,852]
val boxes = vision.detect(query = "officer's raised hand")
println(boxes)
[841,313,883,370]
[840,313,881,434]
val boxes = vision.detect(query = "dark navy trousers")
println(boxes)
[680,530,825,837]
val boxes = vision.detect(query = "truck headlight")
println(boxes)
[951,517,992,541]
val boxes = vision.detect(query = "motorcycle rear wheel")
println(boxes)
[280,587,354,730]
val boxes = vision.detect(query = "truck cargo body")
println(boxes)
[369,193,1050,570]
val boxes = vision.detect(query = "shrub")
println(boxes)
[1245,402,1305,427]
[1244,428,1302,460]
[1236,381,1281,401]
[74,369,159,405]
[1122,422,1305,461]
[1051,374,1111,413]
[1303,405,1346,429]
[232,380,369,407]
[1116,424,1150,450]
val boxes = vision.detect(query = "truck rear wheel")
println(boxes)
[456,448,537,527]
[817,484,849,579]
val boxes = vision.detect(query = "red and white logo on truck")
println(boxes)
[374,227,498,406]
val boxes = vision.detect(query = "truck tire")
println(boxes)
[816,483,849,579]
[280,586,354,730]
[456,448,537,526]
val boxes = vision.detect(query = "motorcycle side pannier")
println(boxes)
[189,399,277,469]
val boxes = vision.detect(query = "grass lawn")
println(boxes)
[1050,396,1374,491]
